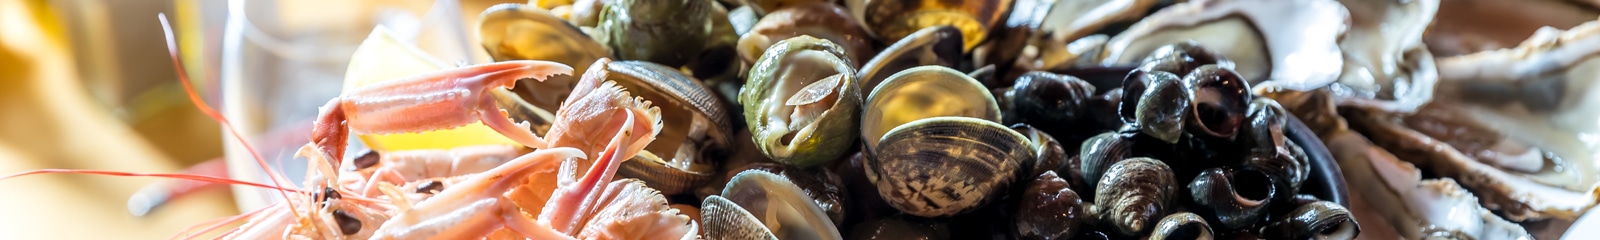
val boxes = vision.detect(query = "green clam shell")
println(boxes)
[738,36,862,167]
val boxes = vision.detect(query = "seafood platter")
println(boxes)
[7,0,1600,239]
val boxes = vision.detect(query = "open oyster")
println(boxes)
[1261,89,1533,240]
[1404,18,1600,221]
[1326,0,1438,113]
[1098,0,1350,91]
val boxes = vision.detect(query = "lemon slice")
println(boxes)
[343,26,522,150]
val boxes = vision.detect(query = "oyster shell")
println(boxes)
[1099,0,1350,91]
[1325,0,1439,113]
[739,36,863,167]
[1263,89,1531,240]
[1362,19,1600,221]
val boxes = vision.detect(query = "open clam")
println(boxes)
[603,60,733,195]
[861,65,1002,151]
[859,66,1025,218]
[856,26,964,93]
[1098,0,1350,91]
[739,36,863,167]
[703,170,843,240]
[478,3,610,110]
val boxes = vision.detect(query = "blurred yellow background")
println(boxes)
[0,0,508,238]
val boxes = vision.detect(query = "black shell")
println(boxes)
[1263,201,1360,240]
[1015,171,1085,240]
[1182,65,1251,140]
[1078,131,1135,197]
[1092,157,1177,236]
[1188,168,1275,230]
[1150,212,1214,240]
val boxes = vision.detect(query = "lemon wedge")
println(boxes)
[342,26,522,150]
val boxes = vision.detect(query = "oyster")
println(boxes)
[704,170,844,240]
[604,61,733,195]
[739,36,863,167]
[1263,89,1531,240]
[1360,18,1600,221]
[1099,0,1350,91]
[1325,0,1439,113]
[477,3,610,110]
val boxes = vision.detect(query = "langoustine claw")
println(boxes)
[310,60,574,164]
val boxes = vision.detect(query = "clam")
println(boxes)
[704,170,844,240]
[702,196,779,240]
[1187,168,1274,230]
[1262,201,1358,240]
[864,117,1028,217]
[1091,157,1177,236]
[602,60,732,195]
[736,1,875,70]
[1077,131,1134,195]
[1326,0,1439,113]
[720,162,851,226]
[863,0,1010,52]
[1098,0,1350,91]
[738,36,863,167]
[1014,171,1085,240]
[857,26,965,93]
[478,3,610,110]
[595,0,713,67]
[1149,212,1214,240]
[860,65,1001,152]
